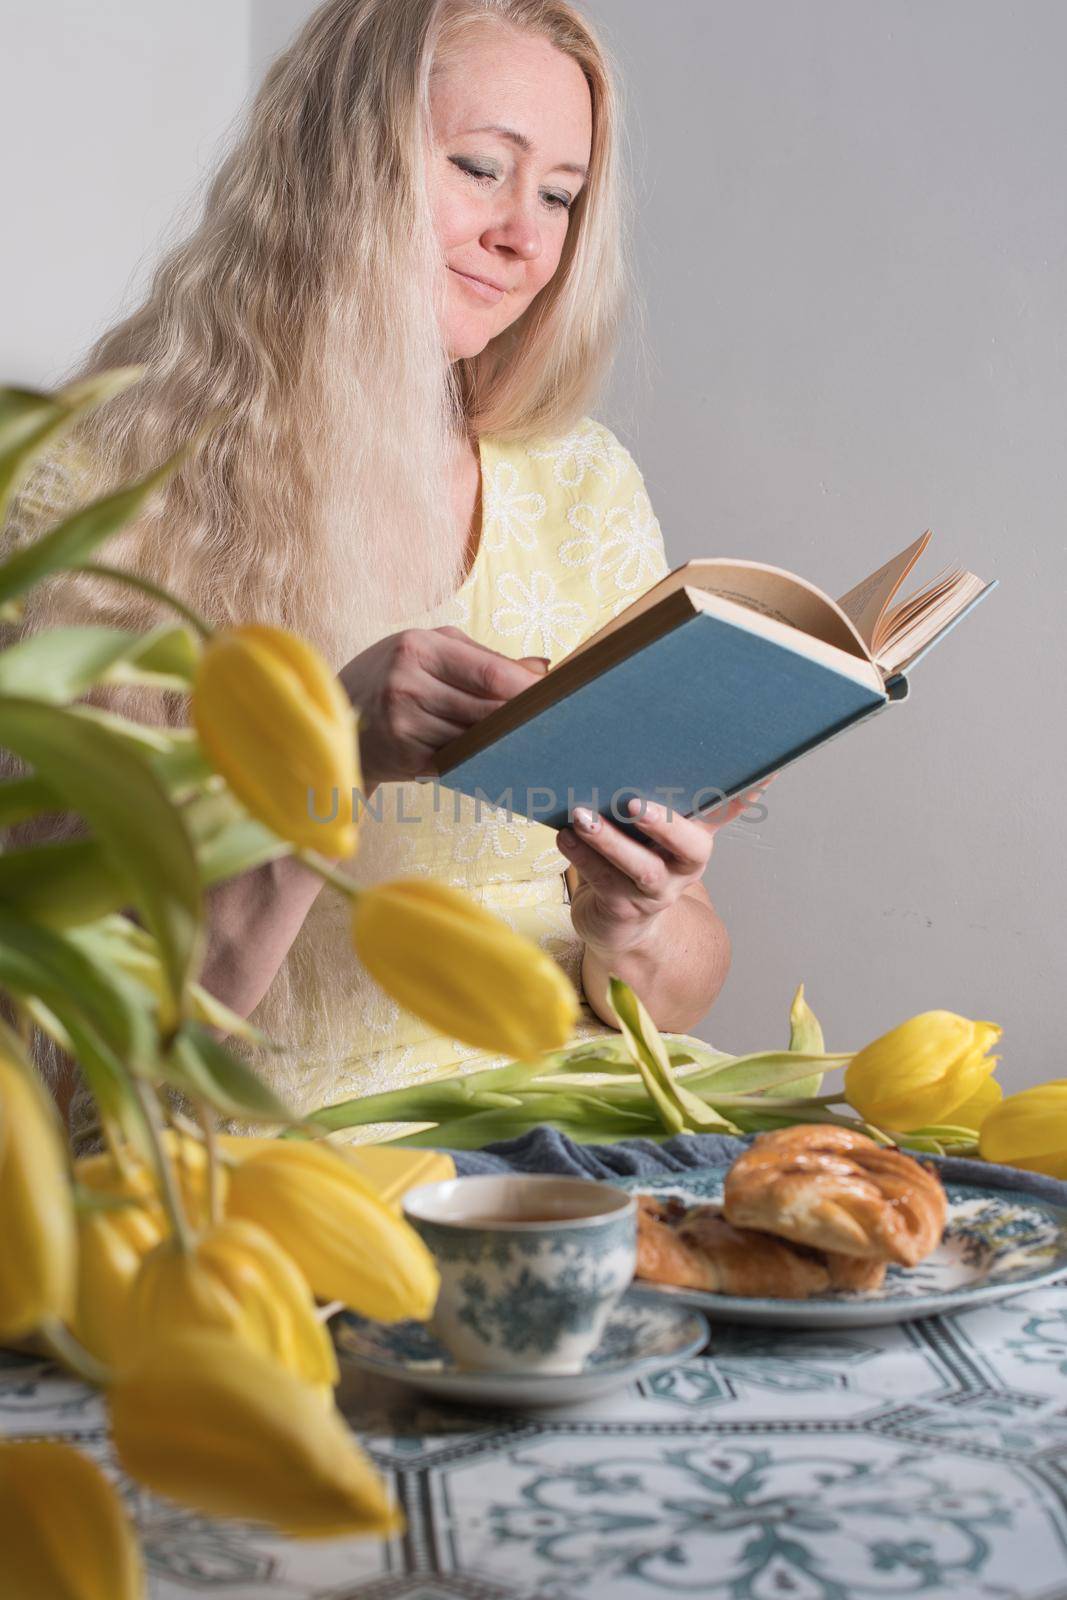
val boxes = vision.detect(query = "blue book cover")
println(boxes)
[434,560,997,844]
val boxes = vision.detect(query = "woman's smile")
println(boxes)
[449,266,507,303]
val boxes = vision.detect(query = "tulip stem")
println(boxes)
[134,1081,194,1250]
[296,850,358,898]
[195,1097,223,1225]
[316,1300,345,1324]
[74,562,216,639]
[39,1318,112,1388]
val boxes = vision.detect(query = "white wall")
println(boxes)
[7,2,1064,1092]
[0,0,250,384]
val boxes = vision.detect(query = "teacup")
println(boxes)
[402,1174,637,1374]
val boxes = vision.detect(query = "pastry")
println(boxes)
[722,1125,946,1267]
[636,1195,833,1300]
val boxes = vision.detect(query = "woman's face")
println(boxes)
[428,27,593,362]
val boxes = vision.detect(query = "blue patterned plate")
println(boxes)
[335,1291,708,1407]
[625,1168,1067,1328]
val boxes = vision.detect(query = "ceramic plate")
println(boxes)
[335,1292,708,1407]
[624,1167,1067,1328]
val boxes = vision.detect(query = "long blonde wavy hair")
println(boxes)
[3,0,630,1121]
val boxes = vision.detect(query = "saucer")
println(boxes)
[334,1291,709,1407]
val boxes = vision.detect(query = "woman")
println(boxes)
[5,0,750,1137]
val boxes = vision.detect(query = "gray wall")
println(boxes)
[8,3,1065,1091]
[0,0,250,383]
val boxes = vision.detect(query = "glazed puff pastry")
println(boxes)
[722,1125,946,1267]
[635,1195,888,1298]
[636,1196,834,1300]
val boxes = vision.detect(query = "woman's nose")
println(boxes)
[482,196,543,262]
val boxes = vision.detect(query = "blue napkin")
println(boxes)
[450,1125,1067,1206]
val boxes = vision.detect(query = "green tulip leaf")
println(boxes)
[0,371,142,526]
[0,907,154,1129]
[0,623,199,702]
[687,1050,848,1097]
[0,773,61,827]
[162,1022,293,1124]
[0,698,202,1023]
[608,976,734,1133]
[0,836,126,927]
[0,440,187,609]
[388,1093,663,1150]
[767,982,826,1099]
[67,916,269,1045]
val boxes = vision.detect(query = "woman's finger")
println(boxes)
[560,808,673,899]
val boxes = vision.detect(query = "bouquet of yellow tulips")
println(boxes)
[0,370,584,1595]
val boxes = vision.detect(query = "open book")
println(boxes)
[433,531,996,836]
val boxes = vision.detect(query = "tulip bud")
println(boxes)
[0,1439,143,1600]
[980,1080,1067,1179]
[844,1011,1001,1132]
[0,1054,76,1341]
[72,1202,163,1367]
[109,1332,401,1537]
[227,1140,439,1320]
[352,879,578,1057]
[76,1132,225,1232]
[124,1218,337,1387]
[192,624,359,857]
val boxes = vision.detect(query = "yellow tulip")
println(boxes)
[221,1135,455,1210]
[109,1332,401,1538]
[72,1202,163,1367]
[227,1140,439,1320]
[980,1080,1067,1179]
[946,1074,1003,1133]
[844,1011,1001,1132]
[192,623,359,857]
[0,1054,76,1341]
[352,879,579,1056]
[76,1132,228,1230]
[124,1218,337,1386]
[0,1439,143,1600]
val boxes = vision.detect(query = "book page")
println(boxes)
[874,569,990,675]
[685,561,870,658]
[836,531,931,651]
[561,558,872,670]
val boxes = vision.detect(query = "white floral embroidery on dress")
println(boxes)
[559,488,669,620]
[527,417,629,492]
[490,570,589,657]
[482,459,547,554]
[602,488,667,593]
[448,804,537,883]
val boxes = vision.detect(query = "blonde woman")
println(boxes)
[4,0,753,1139]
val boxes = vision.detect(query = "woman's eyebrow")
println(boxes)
[464,123,588,179]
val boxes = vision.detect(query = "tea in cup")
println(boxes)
[402,1174,636,1374]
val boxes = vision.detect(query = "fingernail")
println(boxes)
[573,806,597,830]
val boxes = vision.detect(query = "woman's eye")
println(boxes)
[449,157,496,184]
[448,157,572,213]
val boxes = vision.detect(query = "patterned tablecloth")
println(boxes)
[5,1277,1067,1600]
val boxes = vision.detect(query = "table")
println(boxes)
[5,1280,1067,1600]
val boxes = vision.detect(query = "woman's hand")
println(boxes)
[562,780,775,958]
[339,625,548,793]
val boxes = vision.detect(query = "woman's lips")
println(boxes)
[449,267,506,304]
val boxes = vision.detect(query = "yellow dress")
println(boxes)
[264,414,718,1136]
